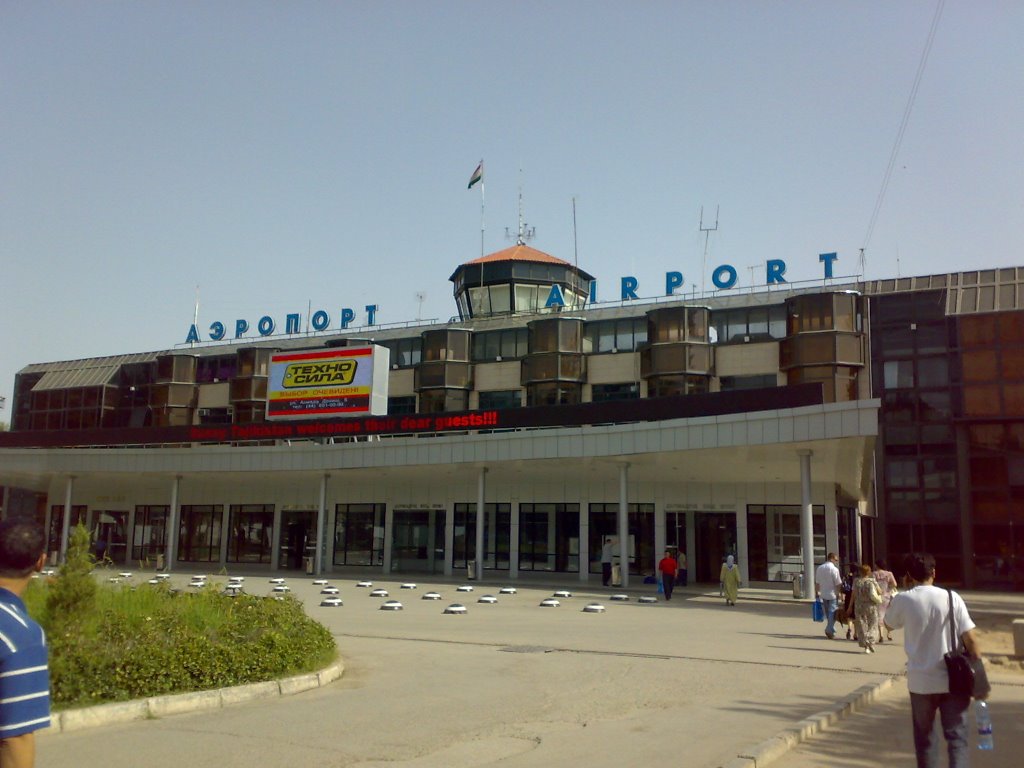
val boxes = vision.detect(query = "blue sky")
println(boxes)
[2,1,1022,420]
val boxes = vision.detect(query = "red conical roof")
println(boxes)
[461,244,572,267]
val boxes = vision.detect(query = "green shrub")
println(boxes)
[26,577,335,710]
[44,524,96,633]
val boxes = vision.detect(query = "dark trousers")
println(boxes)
[662,573,675,600]
[602,562,612,586]
[679,568,688,587]
[909,692,970,768]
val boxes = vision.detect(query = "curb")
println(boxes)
[717,675,896,768]
[47,659,344,734]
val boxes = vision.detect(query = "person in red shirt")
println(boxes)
[658,549,679,601]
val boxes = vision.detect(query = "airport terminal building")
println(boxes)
[1,245,1021,590]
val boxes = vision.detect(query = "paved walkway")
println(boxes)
[36,575,1024,768]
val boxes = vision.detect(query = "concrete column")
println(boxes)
[270,505,282,570]
[579,503,590,584]
[383,506,394,574]
[59,475,75,563]
[799,450,814,599]
[618,463,629,589]
[316,474,329,576]
[475,467,487,581]
[126,505,138,567]
[220,504,232,567]
[654,502,666,570]
[165,476,181,573]
[509,502,520,579]
[686,511,696,584]
[443,503,454,577]
[852,504,863,566]
[735,502,748,587]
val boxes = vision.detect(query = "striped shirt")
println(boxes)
[0,588,50,737]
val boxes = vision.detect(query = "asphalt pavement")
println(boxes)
[35,574,1024,768]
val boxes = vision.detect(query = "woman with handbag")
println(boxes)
[873,558,898,642]
[853,563,883,653]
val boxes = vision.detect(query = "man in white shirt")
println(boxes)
[885,552,982,768]
[814,552,843,639]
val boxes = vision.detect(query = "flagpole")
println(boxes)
[479,178,485,296]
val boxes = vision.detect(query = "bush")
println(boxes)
[44,524,96,632]
[25,575,336,710]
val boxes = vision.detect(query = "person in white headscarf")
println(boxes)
[720,555,740,606]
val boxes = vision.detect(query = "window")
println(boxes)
[591,383,639,403]
[587,504,654,576]
[887,459,919,488]
[518,503,580,572]
[883,360,914,389]
[132,505,168,561]
[379,337,422,368]
[646,375,710,398]
[452,503,511,570]
[388,396,417,415]
[228,505,274,563]
[419,389,469,413]
[196,355,236,383]
[719,374,777,391]
[711,305,786,343]
[333,504,385,566]
[178,505,223,563]
[525,382,581,406]
[478,390,522,409]
[746,505,824,582]
[472,328,528,361]
[584,318,647,353]
[48,505,87,555]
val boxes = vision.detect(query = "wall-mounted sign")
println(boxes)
[185,305,379,344]
[266,346,389,420]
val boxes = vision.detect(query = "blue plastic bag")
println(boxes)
[812,598,825,622]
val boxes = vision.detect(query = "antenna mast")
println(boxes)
[505,185,535,245]
[699,205,719,296]
[572,196,580,305]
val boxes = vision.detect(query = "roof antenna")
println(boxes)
[699,205,719,296]
[505,170,535,245]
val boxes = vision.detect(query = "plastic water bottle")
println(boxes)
[974,700,994,750]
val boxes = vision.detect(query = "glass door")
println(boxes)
[92,510,128,565]
[695,512,737,583]
[279,510,316,571]
[391,510,444,573]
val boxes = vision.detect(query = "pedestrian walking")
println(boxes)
[658,549,678,601]
[720,555,740,606]
[852,563,882,653]
[884,552,983,768]
[873,558,898,643]
[814,552,843,639]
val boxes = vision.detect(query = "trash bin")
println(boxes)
[467,560,476,579]
[156,553,165,571]
[792,573,804,598]
[304,556,315,575]
[611,564,622,587]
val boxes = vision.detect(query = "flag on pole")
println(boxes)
[467,160,483,190]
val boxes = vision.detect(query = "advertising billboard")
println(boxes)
[266,346,389,420]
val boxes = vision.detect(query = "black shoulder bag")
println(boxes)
[943,589,990,699]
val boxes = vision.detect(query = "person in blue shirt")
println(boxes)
[0,520,49,768]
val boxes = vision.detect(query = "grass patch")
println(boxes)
[23,526,336,711]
